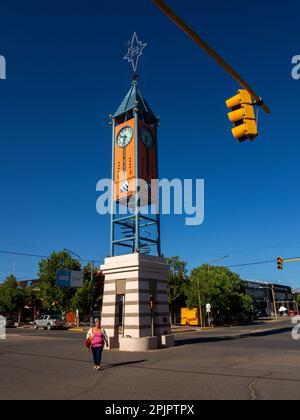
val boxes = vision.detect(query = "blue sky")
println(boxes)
[0,0,299,287]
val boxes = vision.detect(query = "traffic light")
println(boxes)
[277,257,284,271]
[226,90,258,142]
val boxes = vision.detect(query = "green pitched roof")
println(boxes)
[114,80,157,123]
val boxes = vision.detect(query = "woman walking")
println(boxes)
[86,319,108,371]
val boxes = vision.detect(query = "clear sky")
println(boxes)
[0,0,299,288]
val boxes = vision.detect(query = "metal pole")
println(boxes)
[90,261,95,327]
[134,106,140,253]
[110,119,116,257]
[197,278,203,328]
[154,124,162,257]
[272,285,278,320]
[63,248,82,262]
[63,248,82,326]
[150,0,270,114]
[122,295,125,338]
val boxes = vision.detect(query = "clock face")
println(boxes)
[116,126,134,148]
[140,127,154,149]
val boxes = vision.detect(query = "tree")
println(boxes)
[70,281,90,320]
[20,286,41,319]
[166,256,189,324]
[70,264,104,322]
[0,275,21,317]
[38,251,81,314]
[185,265,253,325]
[296,294,300,308]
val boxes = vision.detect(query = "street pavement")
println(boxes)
[0,320,299,400]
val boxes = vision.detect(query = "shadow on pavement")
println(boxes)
[102,360,147,370]
[175,326,293,346]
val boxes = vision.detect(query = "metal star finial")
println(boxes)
[124,32,147,73]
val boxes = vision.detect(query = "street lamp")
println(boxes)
[259,285,278,320]
[63,248,82,262]
[63,248,82,328]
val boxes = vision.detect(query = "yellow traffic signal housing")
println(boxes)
[277,257,284,271]
[226,90,258,142]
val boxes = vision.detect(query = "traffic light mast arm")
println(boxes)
[150,0,271,115]
[284,257,300,263]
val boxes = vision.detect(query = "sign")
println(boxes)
[71,270,84,288]
[206,303,212,313]
[56,270,84,288]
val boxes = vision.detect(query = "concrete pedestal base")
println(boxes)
[118,335,175,352]
[119,336,158,352]
[100,253,174,352]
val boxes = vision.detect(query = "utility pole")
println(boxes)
[271,285,278,320]
[197,278,203,328]
[260,285,278,320]
[63,248,82,327]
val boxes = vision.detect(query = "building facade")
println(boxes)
[244,280,298,317]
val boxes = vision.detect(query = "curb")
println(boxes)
[171,328,197,334]
[68,328,87,333]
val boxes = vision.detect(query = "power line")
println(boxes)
[0,250,103,264]
[187,241,300,262]
[0,250,47,258]
[224,259,276,268]
[186,258,276,271]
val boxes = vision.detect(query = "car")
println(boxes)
[5,319,16,328]
[33,315,66,331]
[6,319,15,328]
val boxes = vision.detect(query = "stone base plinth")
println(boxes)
[119,336,158,352]
[100,253,174,351]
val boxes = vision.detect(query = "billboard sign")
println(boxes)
[56,270,84,288]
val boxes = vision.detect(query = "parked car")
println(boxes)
[5,319,16,328]
[33,315,66,331]
[1,318,16,328]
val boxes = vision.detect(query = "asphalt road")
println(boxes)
[0,320,299,400]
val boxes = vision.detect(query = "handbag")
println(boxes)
[85,337,92,352]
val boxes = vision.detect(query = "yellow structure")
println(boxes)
[181,308,200,326]
[226,90,258,142]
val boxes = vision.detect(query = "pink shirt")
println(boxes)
[92,330,104,348]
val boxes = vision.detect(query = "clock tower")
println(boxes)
[100,34,173,351]
[110,74,161,257]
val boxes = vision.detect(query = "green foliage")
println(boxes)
[70,280,91,318]
[185,265,253,321]
[166,256,189,322]
[20,287,41,308]
[0,275,20,315]
[38,251,81,313]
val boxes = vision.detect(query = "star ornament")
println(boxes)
[124,32,147,73]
